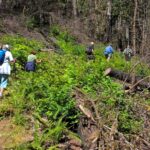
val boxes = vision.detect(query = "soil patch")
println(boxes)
[0,119,33,149]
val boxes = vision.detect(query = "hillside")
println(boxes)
[1,0,150,55]
[0,27,149,150]
[0,1,150,149]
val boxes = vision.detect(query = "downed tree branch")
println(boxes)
[104,68,150,90]
[123,59,143,86]
[127,76,150,92]
[131,134,150,148]
[78,104,96,123]
[74,88,145,149]
[103,125,139,150]
[40,48,54,52]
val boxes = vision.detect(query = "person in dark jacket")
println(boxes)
[86,42,95,60]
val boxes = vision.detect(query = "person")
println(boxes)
[86,42,95,60]
[104,44,114,61]
[123,45,133,61]
[25,51,41,72]
[0,44,15,98]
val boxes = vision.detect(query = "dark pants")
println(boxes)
[125,54,131,61]
[105,53,112,59]
[25,61,36,72]
[87,54,95,60]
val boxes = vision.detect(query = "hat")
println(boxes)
[5,44,10,49]
[90,42,94,45]
[3,44,10,50]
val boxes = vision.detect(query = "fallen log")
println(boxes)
[40,48,54,52]
[104,68,150,90]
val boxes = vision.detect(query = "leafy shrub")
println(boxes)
[0,35,43,68]
[51,25,61,36]
[26,17,39,29]
[118,110,143,133]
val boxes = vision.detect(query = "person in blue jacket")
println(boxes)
[104,43,114,61]
[0,44,16,98]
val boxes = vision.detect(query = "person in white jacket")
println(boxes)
[0,44,15,97]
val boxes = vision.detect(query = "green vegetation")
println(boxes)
[0,29,149,149]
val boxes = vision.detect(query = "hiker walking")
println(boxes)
[25,50,41,72]
[0,44,16,98]
[86,42,95,60]
[123,45,133,61]
[104,43,114,61]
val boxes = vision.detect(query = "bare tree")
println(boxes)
[132,0,138,54]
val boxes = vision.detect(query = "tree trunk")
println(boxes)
[72,0,77,17]
[132,0,138,54]
[104,68,150,90]
[106,0,112,42]
[125,25,130,46]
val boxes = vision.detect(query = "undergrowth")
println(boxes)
[0,28,149,149]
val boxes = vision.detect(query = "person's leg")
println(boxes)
[87,54,91,60]
[0,88,4,97]
[105,54,108,59]
[125,54,130,61]
[107,54,111,62]
[0,74,8,97]
[0,74,2,97]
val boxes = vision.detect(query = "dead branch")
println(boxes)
[104,68,150,90]
[127,75,150,92]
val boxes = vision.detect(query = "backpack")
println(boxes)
[124,48,133,57]
[0,50,6,65]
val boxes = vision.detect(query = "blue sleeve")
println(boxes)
[111,47,114,53]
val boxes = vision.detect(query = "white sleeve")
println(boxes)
[7,51,14,61]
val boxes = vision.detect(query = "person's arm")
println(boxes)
[92,45,94,52]
[34,55,42,63]
[130,49,134,56]
[111,47,114,53]
[12,58,16,63]
[8,51,16,63]
[36,59,42,63]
